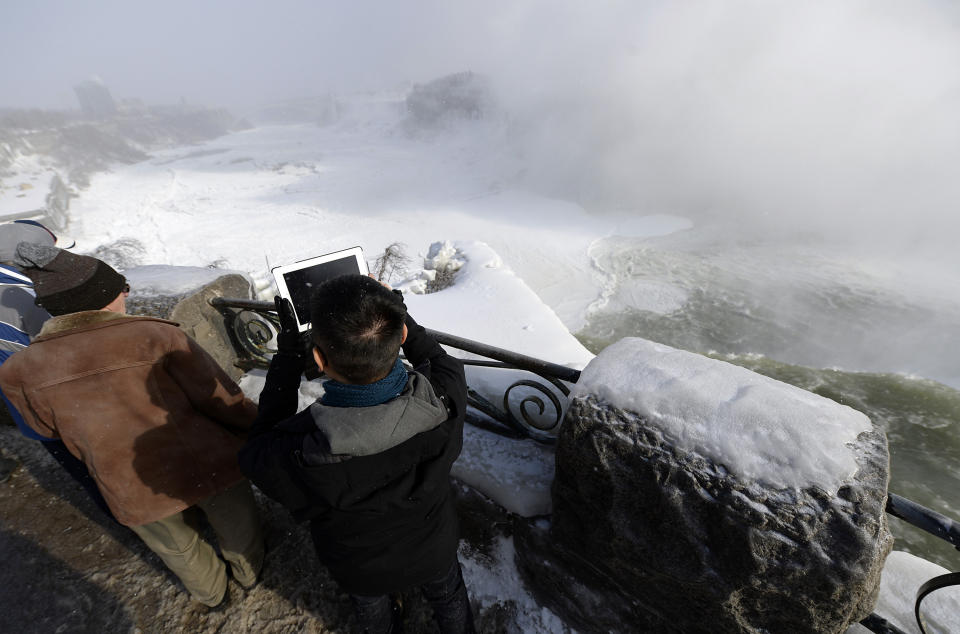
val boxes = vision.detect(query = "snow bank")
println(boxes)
[572,337,873,493]
[124,264,251,296]
[459,535,567,633]
[454,426,554,517]
[401,241,593,366]
[0,155,54,218]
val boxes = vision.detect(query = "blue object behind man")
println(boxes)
[0,220,112,517]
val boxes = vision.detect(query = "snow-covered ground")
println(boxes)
[848,551,960,634]
[59,105,958,632]
[0,154,55,218]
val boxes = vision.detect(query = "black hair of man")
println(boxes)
[309,274,407,384]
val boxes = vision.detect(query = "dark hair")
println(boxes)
[309,274,407,384]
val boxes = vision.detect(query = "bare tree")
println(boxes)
[372,242,411,283]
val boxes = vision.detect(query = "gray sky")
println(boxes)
[0,0,514,108]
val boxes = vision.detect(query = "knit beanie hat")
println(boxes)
[13,243,126,315]
[0,220,57,262]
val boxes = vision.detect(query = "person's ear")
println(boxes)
[312,346,326,373]
[400,323,408,345]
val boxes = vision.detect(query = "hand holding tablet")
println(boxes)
[272,246,368,332]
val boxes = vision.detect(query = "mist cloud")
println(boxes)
[0,0,498,107]
[480,1,960,251]
[4,0,959,253]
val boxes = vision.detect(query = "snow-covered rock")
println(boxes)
[125,265,255,381]
[519,338,893,633]
[423,240,464,273]
[405,240,465,294]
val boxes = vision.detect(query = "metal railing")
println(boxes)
[209,297,580,443]
[887,493,960,551]
[879,494,960,634]
[208,296,958,633]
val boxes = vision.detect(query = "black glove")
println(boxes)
[391,287,406,308]
[274,296,305,357]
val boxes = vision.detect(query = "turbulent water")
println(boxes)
[577,229,960,570]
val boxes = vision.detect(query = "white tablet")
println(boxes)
[272,246,368,332]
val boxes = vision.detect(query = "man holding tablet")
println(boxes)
[240,271,475,633]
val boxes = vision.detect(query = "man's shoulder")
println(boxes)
[35,312,180,341]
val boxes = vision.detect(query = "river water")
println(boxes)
[575,227,960,570]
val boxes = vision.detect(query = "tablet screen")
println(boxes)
[283,256,362,325]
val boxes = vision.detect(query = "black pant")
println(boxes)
[351,558,476,634]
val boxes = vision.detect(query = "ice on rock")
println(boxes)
[572,337,872,493]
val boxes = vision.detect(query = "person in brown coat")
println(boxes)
[0,242,263,607]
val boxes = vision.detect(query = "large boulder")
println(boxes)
[517,338,893,633]
[124,265,254,381]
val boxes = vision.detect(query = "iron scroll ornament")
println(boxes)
[422,327,580,444]
[233,308,281,360]
[210,297,282,367]
[455,360,572,444]
[508,378,567,432]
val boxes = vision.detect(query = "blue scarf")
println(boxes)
[321,358,408,408]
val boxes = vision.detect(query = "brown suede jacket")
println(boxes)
[0,311,257,526]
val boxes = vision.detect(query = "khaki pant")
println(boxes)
[130,481,264,606]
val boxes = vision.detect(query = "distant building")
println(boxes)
[74,79,117,117]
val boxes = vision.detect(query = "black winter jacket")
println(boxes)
[238,314,467,595]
